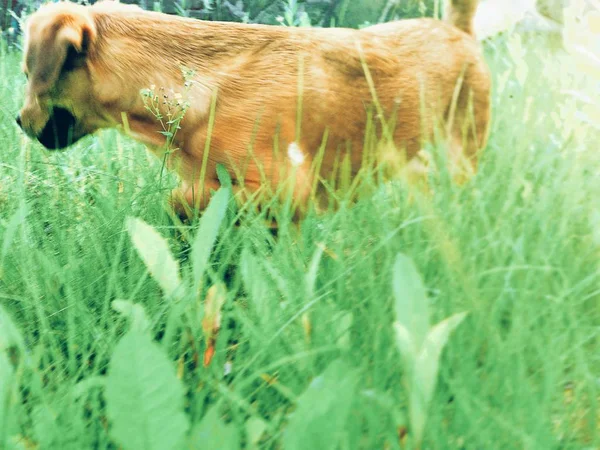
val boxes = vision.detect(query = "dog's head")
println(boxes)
[16,2,98,150]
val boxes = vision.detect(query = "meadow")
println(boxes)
[0,7,599,450]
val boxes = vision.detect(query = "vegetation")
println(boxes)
[1,0,434,32]
[0,1,599,449]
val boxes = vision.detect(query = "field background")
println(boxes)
[1,1,600,449]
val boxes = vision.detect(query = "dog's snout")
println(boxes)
[16,107,83,149]
[38,107,81,150]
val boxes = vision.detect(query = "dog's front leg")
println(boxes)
[170,160,314,220]
[169,178,222,219]
[170,177,265,219]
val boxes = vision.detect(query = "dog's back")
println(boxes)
[18,0,490,214]
[354,0,489,176]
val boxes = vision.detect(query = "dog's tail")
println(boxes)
[445,0,479,36]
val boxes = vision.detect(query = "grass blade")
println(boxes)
[191,187,230,289]
[306,245,324,299]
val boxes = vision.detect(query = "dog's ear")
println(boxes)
[26,9,96,96]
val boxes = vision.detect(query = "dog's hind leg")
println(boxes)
[445,64,491,183]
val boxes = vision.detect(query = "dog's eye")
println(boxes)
[62,45,78,72]
[62,44,86,73]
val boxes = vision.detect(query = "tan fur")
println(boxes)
[18,0,490,215]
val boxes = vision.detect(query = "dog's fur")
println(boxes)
[17,0,490,214]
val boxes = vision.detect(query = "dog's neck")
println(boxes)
[88,10,302,150]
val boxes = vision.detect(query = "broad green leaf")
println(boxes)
[410,312,467,446]
[192,187,230,289]
[106,331,189,450]
[189,405,240,450]
[393,322,415,370]
[126,217,182,298]
[112,300,151,334]
[392,253,430,351]
[283,359,358,450]
[0,305,25,353]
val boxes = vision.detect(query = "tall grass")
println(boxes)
[0,19,599,450]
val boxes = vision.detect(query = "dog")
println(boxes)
[16,0,490,216]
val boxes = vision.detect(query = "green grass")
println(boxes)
[1,30,599,449]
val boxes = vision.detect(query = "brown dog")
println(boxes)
[16,0,490,214]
